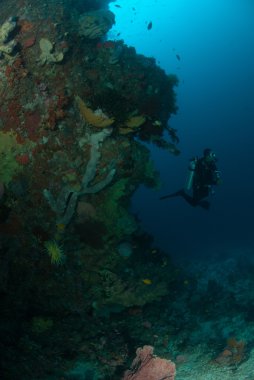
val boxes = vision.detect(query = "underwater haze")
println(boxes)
[110,0,254,259]
[2,0,254,377]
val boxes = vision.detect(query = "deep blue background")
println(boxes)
[109,0,254,258]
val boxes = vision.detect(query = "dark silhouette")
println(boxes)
[160,148,221,210]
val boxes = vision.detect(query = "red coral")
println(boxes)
[23,111,41,141]
[5,101,22,128]
[103,40,116,49]
[16,153,30,165]
[97,40,115,49]
[19,19,34,34]
[96,42,103,49]
[13,57,23,70]
[23,36,36,49]
[57,92,69,109]
[5,58,27,85]
[122,345,176,380]
[15,134,26,145]
[5,65,13,78]
[45,93,69,129]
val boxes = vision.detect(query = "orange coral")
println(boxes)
[19,20,34,33]
[76,96,114,128]
[214,337,246,366]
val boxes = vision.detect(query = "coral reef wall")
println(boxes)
[0,0,179,378]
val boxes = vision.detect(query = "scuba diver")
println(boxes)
[160,148,221,210]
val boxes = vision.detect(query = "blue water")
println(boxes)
[109,0,254,258]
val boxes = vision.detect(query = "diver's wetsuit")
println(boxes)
[160,154,220,210]
[192,157,218,203]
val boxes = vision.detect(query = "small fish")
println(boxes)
[142,279,152,285]
[117,32,121,36]
[132,7,136,11]
[114,4,121,8]
[147,21,153,30]
[153,120,162,127]
[176,54,181,61]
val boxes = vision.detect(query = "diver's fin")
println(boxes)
[159,189,185,200]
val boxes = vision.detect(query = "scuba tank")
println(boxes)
[185,157,197,191]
